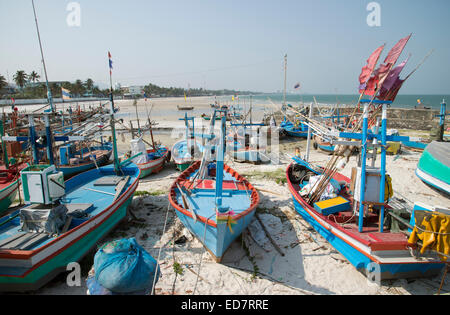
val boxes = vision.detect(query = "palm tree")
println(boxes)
[29,71,41,83]
[72,79,84,97]
[0,75,7,92]
[13,70,28,89]
[84,78,94,92]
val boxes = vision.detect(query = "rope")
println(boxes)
[150,203,172,295]
[412,223,450,236]
[193,213,215,295]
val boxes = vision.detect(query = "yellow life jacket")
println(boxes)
[384,174,393,202]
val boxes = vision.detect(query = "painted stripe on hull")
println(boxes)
[291,195,443,279]
[416,167,450,195]
[0,181,19,216]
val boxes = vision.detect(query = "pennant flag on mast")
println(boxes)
[362,34,412,96]
[108,51,113,75]
[61,87,71,100]
[378,55,410,100]
[383,34,412,65]
[359,44,385,92]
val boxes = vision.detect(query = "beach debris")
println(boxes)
[255,213,285,256]
[248,213,283,252]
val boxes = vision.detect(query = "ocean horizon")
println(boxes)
[222,93,449,110]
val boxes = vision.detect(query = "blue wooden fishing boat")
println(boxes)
[416,141,450,195]
[287,101,445,280]
[172,113,211,171]
[280,119,310,138]
[168,115,260,262]
[313,135,335,154]
[0,162,139,292]
[401,140,428,151]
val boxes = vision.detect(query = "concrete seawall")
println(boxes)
[273,106,449,131]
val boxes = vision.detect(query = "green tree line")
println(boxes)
[0,70,257,99]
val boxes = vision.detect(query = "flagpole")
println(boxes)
[108,52,120,173]
[283,54,287,110]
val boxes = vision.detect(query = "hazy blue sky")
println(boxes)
[1,0,449,94]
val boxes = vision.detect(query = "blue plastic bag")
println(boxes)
[94,238,160,293]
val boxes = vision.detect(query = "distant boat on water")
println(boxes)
[177,105,194,111]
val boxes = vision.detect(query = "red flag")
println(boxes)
[383,78,404,102]
[383,34,411,65]
[361,35,411,97]
[378,56,410,100]
[359,44,385,85]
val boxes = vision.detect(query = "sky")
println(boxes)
[1,0,449,94]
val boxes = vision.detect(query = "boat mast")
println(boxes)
[107,52,120,173]
[305,102,313,162]
[215,112,227,212]
[283,54,287,110]
[31,0,54,113]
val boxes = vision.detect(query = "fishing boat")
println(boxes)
[280,118,310,138]
[287,157,444,280]
[401,140,429,152]
[228,124,267,164]
[177,105,194,111]
[168,115,259,262]
[128,137,170,178]
[201,113,221,121]
[57,142,113,178]
[0,120,29,216]
[416,141,450,195]
[0,161,139,292]
[172,113,206,171]
[0,163,28,216]
[313,135,335,154]
[0,88,140,292]
[286,97,446,280]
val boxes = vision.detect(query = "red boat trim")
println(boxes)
[168,161,260,228]
[136,149,169,171]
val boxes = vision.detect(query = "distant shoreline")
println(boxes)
[1,93,448,111]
